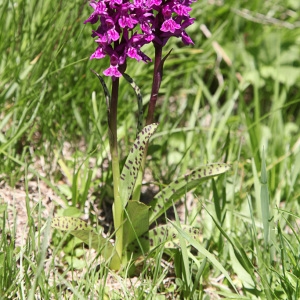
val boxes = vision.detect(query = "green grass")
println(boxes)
[1,0,300,298]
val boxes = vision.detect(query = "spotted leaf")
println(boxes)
[126,224,200,260]
[149,163,231,225]
[90,69,110,112]
[51,217,121,268]
[120,123,158,207]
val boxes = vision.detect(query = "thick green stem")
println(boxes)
[109,78,123,264]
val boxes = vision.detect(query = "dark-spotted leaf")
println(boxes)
[149,163,231,224]
[126,224,200,260]
[51,217,121,269]
[120,123,158,207]
[90,69,110,110]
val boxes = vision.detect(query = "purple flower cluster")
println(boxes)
[84,0,195,77]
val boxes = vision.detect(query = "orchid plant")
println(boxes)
[52,0,231,271]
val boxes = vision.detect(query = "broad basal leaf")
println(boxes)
[51,217,121,269]
[126,224,200,260]
[123,200,149,246]
[149,163,231,225]
[120,123,158,207]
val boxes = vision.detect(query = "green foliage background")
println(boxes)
[0,0,300,298]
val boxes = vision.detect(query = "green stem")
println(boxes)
[109,78,123,264]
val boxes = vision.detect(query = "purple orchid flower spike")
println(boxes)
[84,0,195,77]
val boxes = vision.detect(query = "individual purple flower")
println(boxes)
[174,2,192,16]
[119,4,138,29]
[84,1,107,24]
[103,54,122,77]
[161,19,181,33]
[125,34,152,62]
[90,47,106,60]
